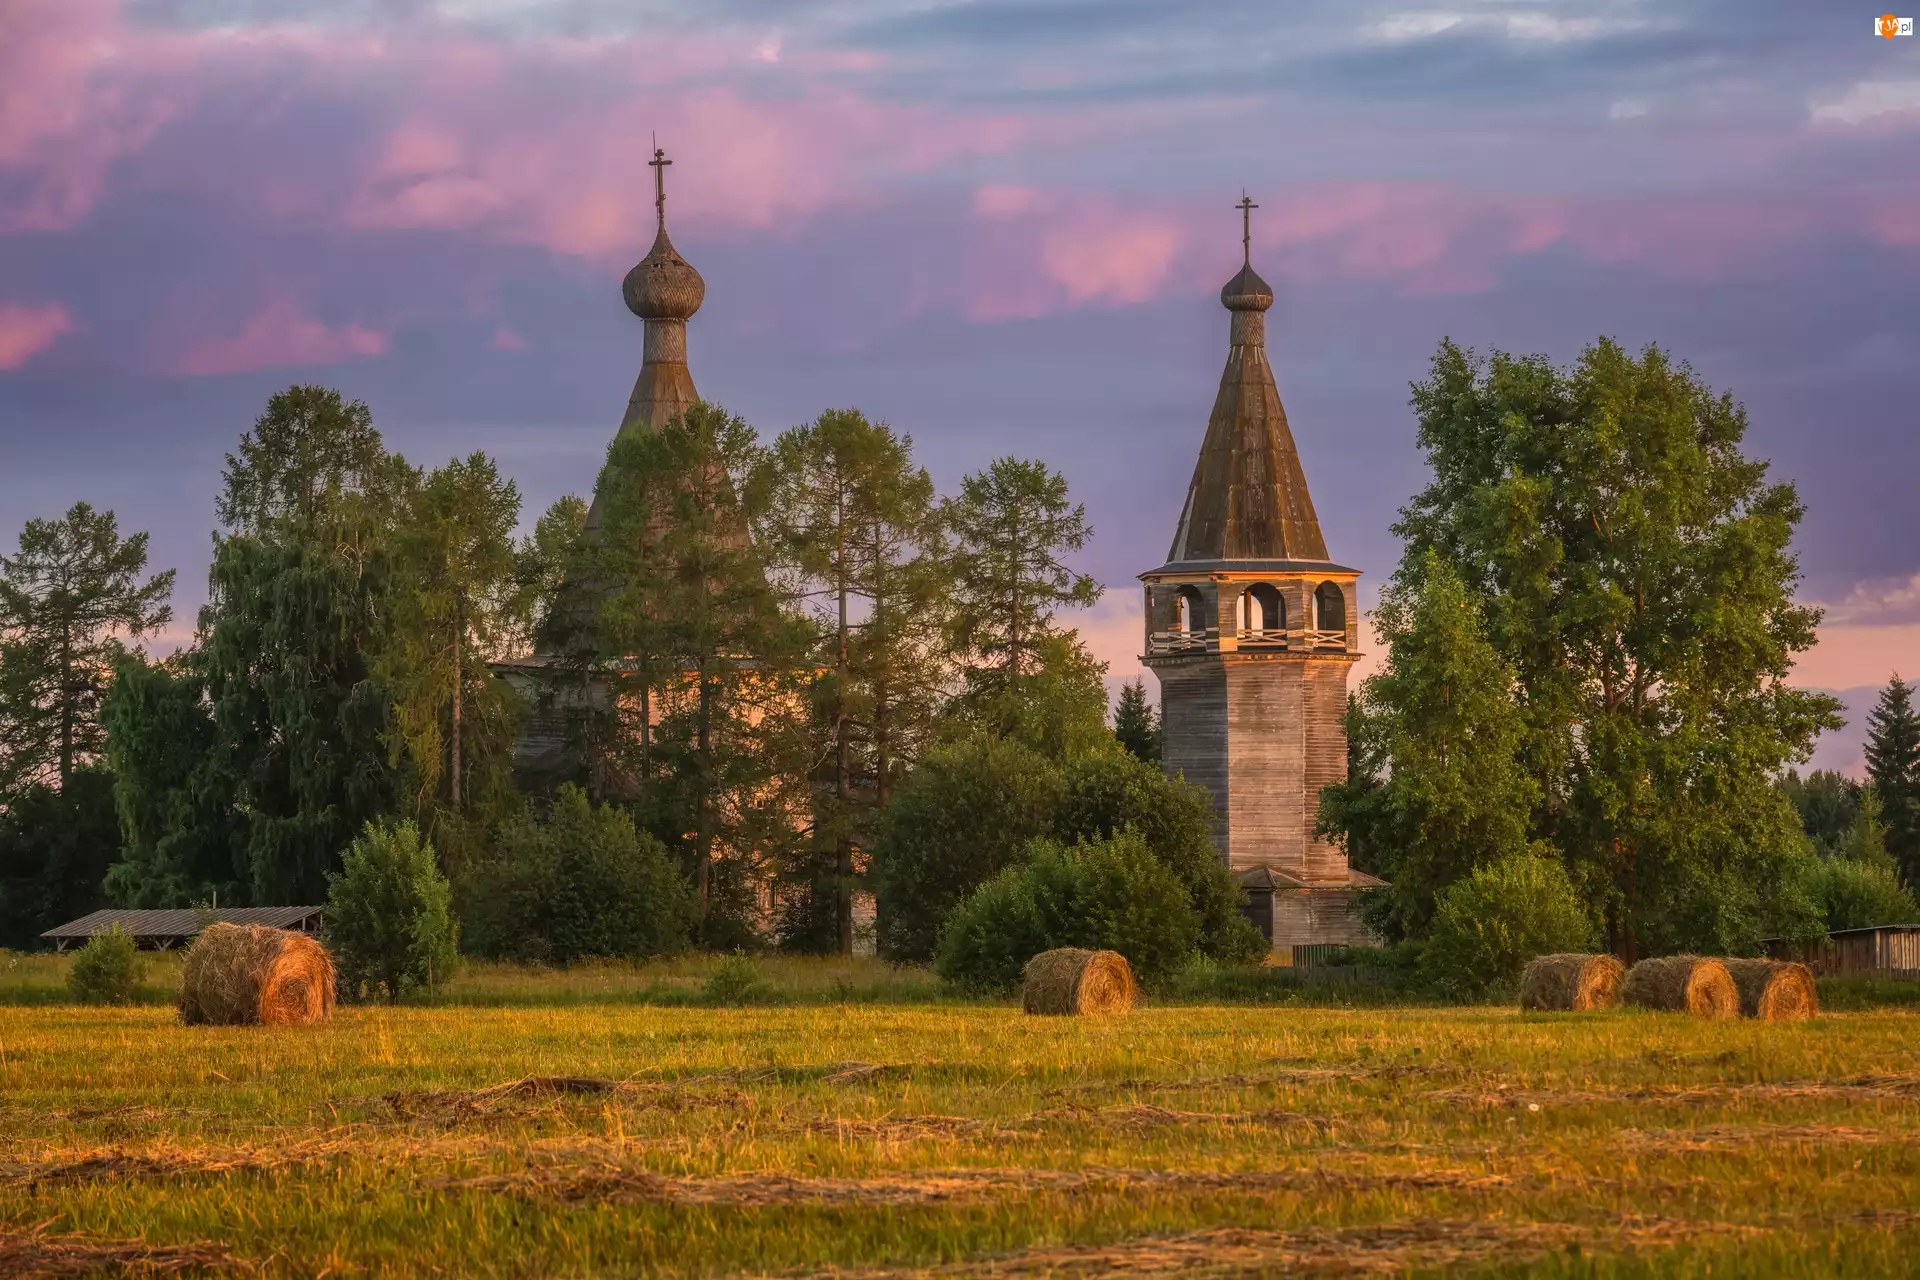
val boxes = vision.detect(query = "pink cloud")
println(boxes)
[0,301,74,369]
[491,326,528,351]
[961,187,1185,320]
[176,297,387,376]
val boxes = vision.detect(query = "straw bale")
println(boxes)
[179,923,335,1026]
[1722,958,1817,1021]
[1621,955,1738,1018]
[1519,953,1625,1012]
[1021,948,1136,1016]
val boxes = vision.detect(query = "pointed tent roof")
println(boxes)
[1159,217,1332,569]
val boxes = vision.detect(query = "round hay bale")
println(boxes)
[1021,948,1136,1016]
[1519,953,1625,1012]
[1722,958,1817,1021]
[1621,955,1738,1019]
[179,923,335,1027]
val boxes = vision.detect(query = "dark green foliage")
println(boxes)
[946,631,1116,762]
[935,831,1200,993]
[1782,769,1863,858]
[325,819,458,1003]
[1420,855,1596,996]
[1865,676,1920,887]
[1054,752,1264,963]
[0,502,173,795]
[462,786,691,964]
[764,409,947,954]
[871,735,1065,961]
[101,655,246,908]
[1805,856,1919,932]
[1360,338,1839,958]
[0,768,119,949]
[1112,678,1160,763]
[66,925,144,1005]
[592,401,812,944]
[700,954,774,1005]
[1319,555,1541,939]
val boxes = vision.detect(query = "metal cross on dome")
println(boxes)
[1237,193,1258,267]
[650,142,672,231]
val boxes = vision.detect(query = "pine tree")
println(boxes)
[383,453,522,816]
[592,401,811,939]
[1112,677,1160,763]
[764,409,946,953]
[0,502,173,795]
[1865,675,1920,886]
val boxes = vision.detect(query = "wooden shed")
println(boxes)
[1764,924,1920,978]
[41,907,324,951]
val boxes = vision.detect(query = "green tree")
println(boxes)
[1838,786,1895,869]
[1318,555,1541,938]
[935,831,1201,993]
[1805,856,1918,932]
[943,456,1101,704]
[101,654,246,908]
[384,453,523,815]
[1781,769,1862,858]
[1388,338,1839,957]
[325,818,458,1003]
[0,502,173,794]
[193,386,407,904]
[0,768,119,948]
[514,494,589,653]
[1112,677,1160,763]
[65,924,145,1005]
[462,785,691,964]
[592,401,811,939]
[1865,675,1920,886]
[870,734,1064,961]
[765,409,947,954]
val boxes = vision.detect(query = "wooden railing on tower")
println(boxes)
[1146,627,1348,656]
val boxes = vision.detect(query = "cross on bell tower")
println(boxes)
[649,142,672,232]
[1237,193,1258,267]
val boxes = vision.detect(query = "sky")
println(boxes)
[2,0,1916,774]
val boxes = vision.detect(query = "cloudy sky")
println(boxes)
[2,0,1915,771]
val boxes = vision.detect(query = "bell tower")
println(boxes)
[1139,197,1379,953]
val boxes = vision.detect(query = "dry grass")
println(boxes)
[0,1227,242,1277]
[4,969,1920,1276]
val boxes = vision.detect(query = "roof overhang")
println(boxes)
[1140,559,1361,580]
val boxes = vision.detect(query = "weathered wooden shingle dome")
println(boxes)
[622,225,705,321]
[1140,195,1375,956]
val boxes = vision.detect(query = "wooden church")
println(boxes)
[1141,201,1382,955]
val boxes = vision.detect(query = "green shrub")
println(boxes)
[325,819,458,1003]
[462,786,692,964]
[700,954,773,1005]
[66,925,145,1005]
[871,735,1064,961]
[1056,753,1266,964]
[935,831,1201,993]
[1805,856,1919,932]
[1421,855,1594,996]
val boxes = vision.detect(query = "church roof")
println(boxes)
[1163,231,1329,565]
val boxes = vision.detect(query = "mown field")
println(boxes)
[2,955,1919,1278]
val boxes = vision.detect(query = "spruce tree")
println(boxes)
[1865,675,1920,886]
[1112,677,1160,763]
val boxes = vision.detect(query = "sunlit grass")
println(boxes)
[2,955,1918,1276]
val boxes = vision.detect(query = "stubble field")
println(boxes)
[2,958,1919,1278]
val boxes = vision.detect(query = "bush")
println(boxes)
[1056,753,1266,964]
[1806,856,1919,932]
[66,925,145,1005]
[871,735,1065,961]
[935,831,1201,993]
[462,786,691,964]
[700,954,774,1005]
[1421,855,1595,996]
[325,819,458,1003]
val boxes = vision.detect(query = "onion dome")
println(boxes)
[622,225,705,321]
[1220,261,1274,312]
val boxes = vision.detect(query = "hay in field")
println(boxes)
[1519,953,1625,1011]
[1621,955,1738,1018]
[1722,958,1817,1021]
[1022,948,1136,1016]
[179,923,334,1027]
